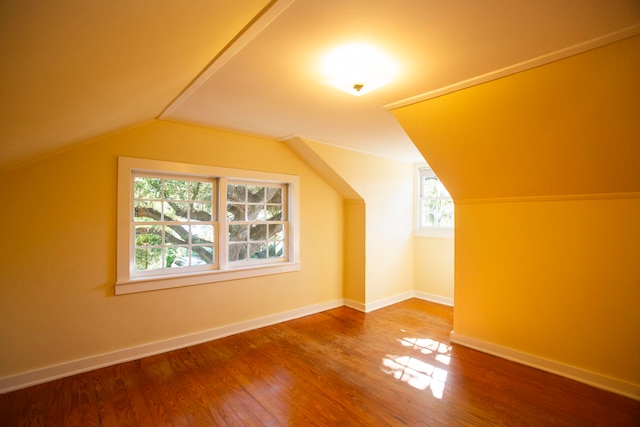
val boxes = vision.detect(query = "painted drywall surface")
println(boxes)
[392,37,640,385]
[0,120,344,376]
[414,236,454,299]
[279,136,366,303]
[392,35,640,201]
[0,1,272,172]
[343,200,366,303]
[281,136,362,200]
[455,198,640,383]
[300,140,414,304]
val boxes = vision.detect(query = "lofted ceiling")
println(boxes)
[1,0,639,172]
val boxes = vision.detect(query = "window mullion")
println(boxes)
[218,177,228,270]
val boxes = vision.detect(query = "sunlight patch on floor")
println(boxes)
[381,337,452,399]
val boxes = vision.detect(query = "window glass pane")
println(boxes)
[166,246,189,268]
[190,181,212,201]
[421,175,451,198]
[269,241,285,258]
[266,205,282,221]
[168,256,189,268]
[419,169,454,230]
[250,224,267,241]
[227,184,245,202]
[227,204,245,221]
[164,179,188,200]
[134,177,162,199]
[247,205,265,221]
[229,224,248,242]
[438,200,455,227]
[422,200,436,227]
[134,201,162,222]
[190,202,213,221]
[135,247,163,271]
[164,225,189,245]
[228,243,247,261]
[192,246,214,265]
[164,201,189,221]
[247,186,265,203]
[267,187,282,203]
[421,199,454,227]
[421,176,438,197]
[269,224,284,241]
[250,243,268,259]
[135,225,162,247]
[435,182,450,198]
[192,225,214,244]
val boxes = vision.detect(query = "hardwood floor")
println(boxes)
[1,299,638,426]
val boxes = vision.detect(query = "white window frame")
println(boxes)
[130,171,219,278]
[414,163,454,239]
[224,179,289,267]
[116,157,300,295]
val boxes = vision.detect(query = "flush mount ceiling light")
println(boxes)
[321,43,398,96]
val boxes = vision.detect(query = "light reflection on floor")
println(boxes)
[381,335,452,399]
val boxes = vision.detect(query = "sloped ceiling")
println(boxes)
[1,0,639,172]
[0,0,272,171]
[393,35,640,200]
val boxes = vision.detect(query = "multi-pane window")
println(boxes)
[116,157,300,295]
[133,174,216,275]
[418,167,454,229]
[226,183,287,264]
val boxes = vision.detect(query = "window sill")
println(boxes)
[415,227,454,239]
[115,262,301,295]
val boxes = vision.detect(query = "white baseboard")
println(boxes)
[450,331,640,401]
[414,291,454,307]
[9,295,632,403]
[364,291,415,312]
[0,299,344,394]
[345,291,453,313]
[343,298,366,312]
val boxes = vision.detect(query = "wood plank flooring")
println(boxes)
[1,299,638,426]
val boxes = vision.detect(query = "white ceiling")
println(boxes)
[2,0,639,170]
[164,0,640,162]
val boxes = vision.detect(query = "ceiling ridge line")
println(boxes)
[384,23,640,111]
[158,0,297,120]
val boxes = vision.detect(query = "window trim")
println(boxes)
[223,179,289,268]
[131,172,219,277]
[414,163,454,239]
[116,157,300,295]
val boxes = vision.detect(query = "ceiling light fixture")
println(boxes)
[321,43,398,96]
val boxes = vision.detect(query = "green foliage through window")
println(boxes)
[133,175,215,272]
[419,169,454,228]
[226,183,286,262]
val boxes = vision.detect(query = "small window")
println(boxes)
[117,157,300,295]
[416,165,454,238]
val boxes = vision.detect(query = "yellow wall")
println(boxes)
[393,36,640,386]
[414,237,454,300]
[285,137,454,304]
[280,137,367,303]
[455,198,640,382]
[299,140,415,304]
[0,120,344,377]
[396,36,640,202]
[343,199,366,302]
